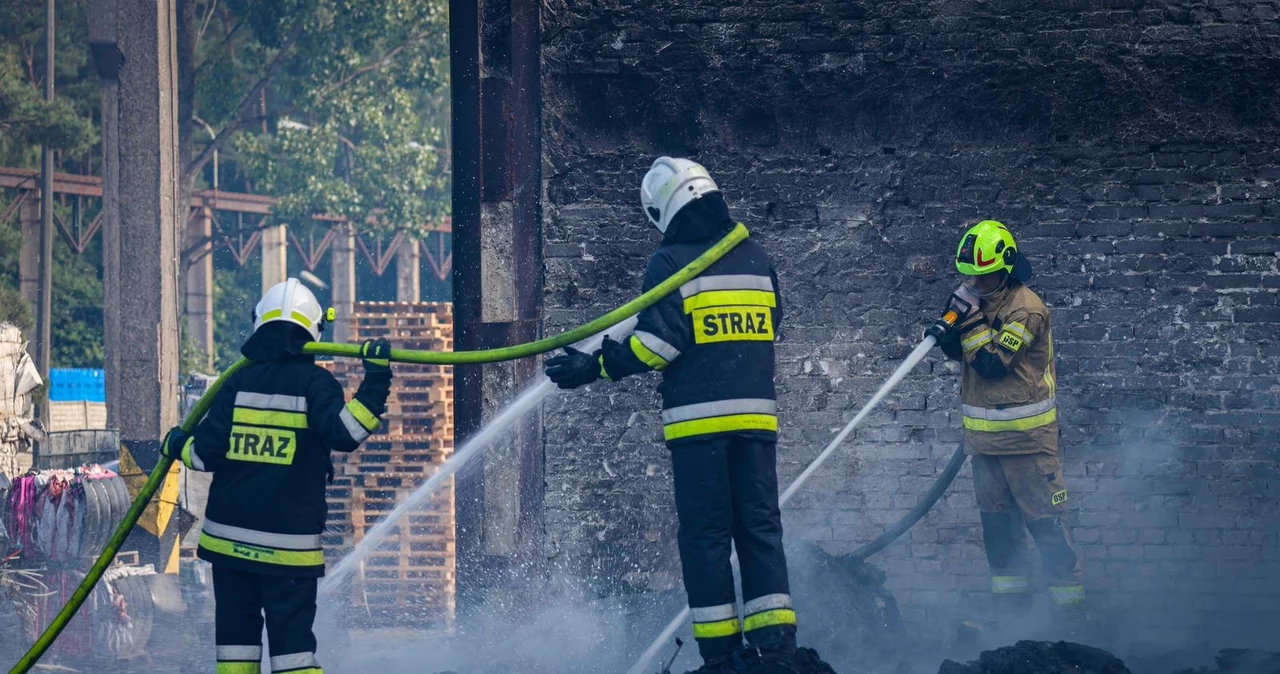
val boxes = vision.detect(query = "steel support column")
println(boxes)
[450,0,486,607]
[451,0,544,608]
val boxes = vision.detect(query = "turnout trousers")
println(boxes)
[972,453,1085,614]
[670,436,797,661]
[213,565,323,674]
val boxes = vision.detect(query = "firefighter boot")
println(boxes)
[693,649,753,674]
[992,589,1033,635]
[1027,516,1088,641]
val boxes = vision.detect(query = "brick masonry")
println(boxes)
[538,0,1280,648]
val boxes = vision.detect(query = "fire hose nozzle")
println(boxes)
[925,293,974,341]
[925,308,962,341]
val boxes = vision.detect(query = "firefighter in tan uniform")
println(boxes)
[931,220,1087,634]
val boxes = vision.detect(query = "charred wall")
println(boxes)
[539,0,1280,646]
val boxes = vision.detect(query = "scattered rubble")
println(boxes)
[787,542,909,670]
[1170,649,1280,674]
[682,647,839,674]
[937,640,1131,674]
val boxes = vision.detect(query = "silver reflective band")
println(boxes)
[235,391,308,412]
[271,652,319,670]
[217,645,263,661]
[339,407,370,442]
[691,603,738,622]
[679,274,774,297]
[961,397,1056,422]
[203,519,322,551]
[662,399,777,424]
[1004,322,1032,341]
[635,330,681,361]
[744,593,793,615]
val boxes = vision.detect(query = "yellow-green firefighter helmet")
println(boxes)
[955,220,1032,281]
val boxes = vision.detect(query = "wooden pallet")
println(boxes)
[320,301,456,632]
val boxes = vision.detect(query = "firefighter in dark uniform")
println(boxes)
[160,278,393,674]
[545,158,797,669]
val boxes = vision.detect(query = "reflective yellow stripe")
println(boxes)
[664,413,778,441]
[199,533,324,568]
[992,575,1030,594]
[683,289,776,313]
[692,618,742,639]
[997,329,1024,353]
[629,335,670,370]
[180,437,203,471]
[1049,584,1086,605]
[598,354,612,381]
[1046,336,1057,396]
[345,400,380,431]
[1004,321,1033,342]
[962,329,994,353]
[232,408,308,429]
[257,309,315,330]
[743,608,797,632]
[217,663,261,674]
[963,407,1057,432]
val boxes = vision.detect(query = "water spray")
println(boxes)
[627,335,943,674]
[321,316,638,596]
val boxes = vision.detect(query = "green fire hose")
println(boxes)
[7,223,749,674]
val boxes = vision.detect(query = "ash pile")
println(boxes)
[939,642,1280,674]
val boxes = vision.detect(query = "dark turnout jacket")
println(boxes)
[599,193,783,445]
[182,323,390,577]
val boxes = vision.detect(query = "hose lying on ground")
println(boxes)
[850,445,967,561]
[7,224,751,674]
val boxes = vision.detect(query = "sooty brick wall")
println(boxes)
[539,0,1280,647]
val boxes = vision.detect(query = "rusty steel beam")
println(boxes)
[0,166,451,231]
[450,0,485,607]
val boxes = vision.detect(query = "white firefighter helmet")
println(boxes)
[639,157,720,233]
[253,278,325,341]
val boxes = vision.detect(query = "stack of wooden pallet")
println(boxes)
[322,302,456,633]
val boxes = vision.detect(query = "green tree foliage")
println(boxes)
[211,260,260,370]
[190,0,451,237]
[1,0,102,368]
[1,0,451,375]
[0,201,35,337]
[0,196,105,368]
[50,233,103,368]
[0,0,98,168]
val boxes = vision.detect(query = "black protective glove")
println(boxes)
[926,283,983,341]
[360,338,393,376]
[160,426,191,461]
[544,346,601,390]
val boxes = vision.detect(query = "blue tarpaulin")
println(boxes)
[49,368,106,402]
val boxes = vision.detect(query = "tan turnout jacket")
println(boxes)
[948,282,1059,456]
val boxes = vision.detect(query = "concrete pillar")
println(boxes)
[185,207,214,371]
[110,0,182,440]
[19,194,40,307]
[330,225,356,343]
[396,237,421,302]
[261,224,288,290]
